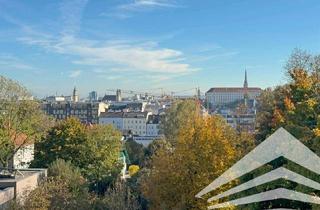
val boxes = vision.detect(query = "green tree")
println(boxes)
[94,179,141,210]
[7,159,91,210]
[125,139,146,166]
[0,75,52,167]
[31,118,123,193]
[161,100,200,144]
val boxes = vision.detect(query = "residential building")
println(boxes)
[99,112,150,136]
[108,101,146,112]
[206,71,261,109]
[41,102,108,124]
[146,114,161,136]
[215,98,258,133]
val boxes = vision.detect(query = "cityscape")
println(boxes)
[1,1,320,210]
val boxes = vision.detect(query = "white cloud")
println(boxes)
[102,0,182,19]
[119,0,179,11]
[69,70,82,78]
[19,34,193,74]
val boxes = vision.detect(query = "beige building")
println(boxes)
[206,71,261,108]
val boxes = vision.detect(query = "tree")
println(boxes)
[94,179,141,210]
[255,49,320,209]
[141,115,240,210]
[7,159,91,210]
[161,100,200,144]
[128,165,140,176]
[256,49,320,153]
[125,139,146,166]
[0,75,52,167]
[31,118,123,193]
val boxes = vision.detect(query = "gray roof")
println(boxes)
[147,114,161,124]
[100,111,148,119]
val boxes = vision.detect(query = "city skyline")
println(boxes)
[1,0,320,97]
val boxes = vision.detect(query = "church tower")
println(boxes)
[243,70,249,106]
[243,70,248,89]
[72,86,79,102]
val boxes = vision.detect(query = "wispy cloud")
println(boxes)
[0,54,35,70]
[69,70,82,78]
[59,0,89,35]
[102,0,182,19]
[187,44,239,63]
[119,0,179,11]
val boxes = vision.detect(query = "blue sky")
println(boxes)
[0,0,320,97]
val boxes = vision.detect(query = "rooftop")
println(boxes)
[207,87,262,93]
[100,111,149,119]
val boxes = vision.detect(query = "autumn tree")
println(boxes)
[0,75,52,168]
[31,118,123,193]
[255,49,320,209]
[141,115,240,210]
[256,49,320,153]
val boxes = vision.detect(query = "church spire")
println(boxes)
[243,70,248,89]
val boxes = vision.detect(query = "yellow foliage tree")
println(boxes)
[129,165,140,176]
[141,115,241,210]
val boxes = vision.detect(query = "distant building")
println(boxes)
[116,89,122,102]
[215,98,258,133]
[42,102,108,124]
[102,89,122,102]
[45,96,66,102]
[99,112,150,136]
[88,91,98,102]
[108,101,146,112]
[72,86,79,102]
[146,114,161,136]
[206,71,261,109]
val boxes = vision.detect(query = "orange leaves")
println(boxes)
[284,96,295,112]
[290,68,313,90]
[272,109,285,126]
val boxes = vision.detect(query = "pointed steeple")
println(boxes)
[243,70,248,89]
[243,70,249,106]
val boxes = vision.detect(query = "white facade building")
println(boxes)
[99,112,150,136]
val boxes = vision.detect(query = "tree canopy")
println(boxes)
[31,117,123,193]
[141,115,240,210]
[256,49,320,155]
[0,75,52,167]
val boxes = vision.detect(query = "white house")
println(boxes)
[99,112,150,136]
